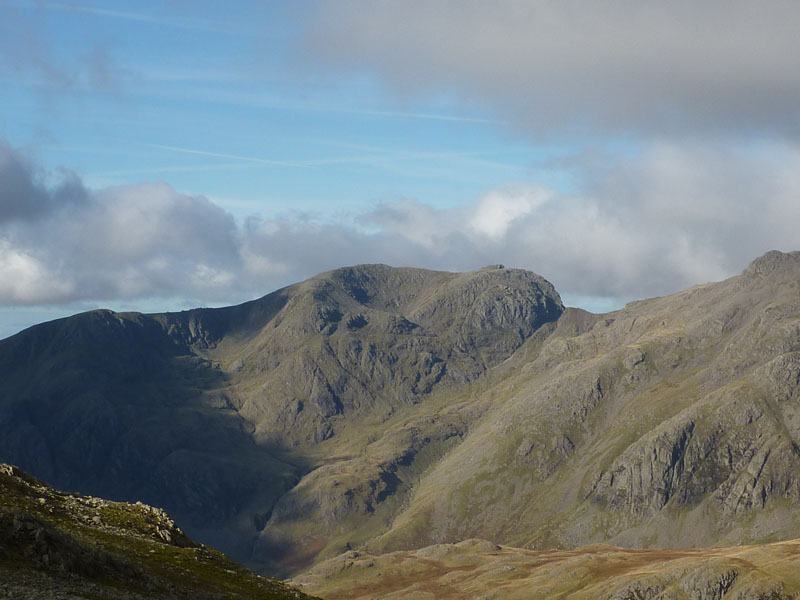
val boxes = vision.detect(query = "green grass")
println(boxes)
[0,465,318,599]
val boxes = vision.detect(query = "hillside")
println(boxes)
[292,538,800,599]
[0,462,316,599]
[3,253,800,580]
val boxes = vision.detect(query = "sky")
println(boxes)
[2,0,800,339]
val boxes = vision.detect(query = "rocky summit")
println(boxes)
[3,253,800,590]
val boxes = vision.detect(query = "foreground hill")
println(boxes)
[0,462,315,599]
[291,538,800,599]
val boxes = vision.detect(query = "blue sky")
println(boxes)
[3,3,537,210]
[2,1,800,338]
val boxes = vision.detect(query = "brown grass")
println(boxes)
[292,539,800,600]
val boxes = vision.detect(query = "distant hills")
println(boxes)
[292,538,800,599]
[3,252,800,583]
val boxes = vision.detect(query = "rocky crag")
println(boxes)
[3,253,800,579]
[0,462,316,599]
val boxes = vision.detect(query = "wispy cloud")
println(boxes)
[329,107,502,125]
[147,143,518,178]
[41,2,254,36]
[269,103,501,126]
[90,163,257,177]
[146,144,309,168]
[156,85,499,126]
[1,2,136,93]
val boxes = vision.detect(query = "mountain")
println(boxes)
[364,250,800,556]
[3,253,800,581]
[0,462,316,599]
[0,264,562,572]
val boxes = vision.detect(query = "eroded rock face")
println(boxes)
[592,418,698,519]
[589,384,800,524]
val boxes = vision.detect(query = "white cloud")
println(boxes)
[2,139,800,311]
[301,0,800,138]
[468,185,550,239]
[361,199,455,250]
[0,242,73,304]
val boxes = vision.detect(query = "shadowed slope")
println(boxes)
[0,302,301,561]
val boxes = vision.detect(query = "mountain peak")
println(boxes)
[743,249,800,278]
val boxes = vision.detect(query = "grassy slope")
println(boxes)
[292,538,800,599]
[0,463,318,600]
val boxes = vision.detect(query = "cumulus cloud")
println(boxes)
[0,141,241,304]
[0,144,87,223]
[243,139,800,300]
[284,0,800,304]
[468,186,550,239]
[301,0,800,138]
[2,139,800,310]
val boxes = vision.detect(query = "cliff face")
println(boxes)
[4,253,800,579]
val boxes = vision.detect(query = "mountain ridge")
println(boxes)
[3,253,800,580]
